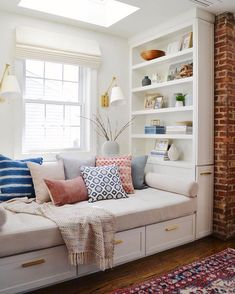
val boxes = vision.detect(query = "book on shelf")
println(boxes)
[144,125,165,134]
[165,126,193,134]
[150,150,169,161]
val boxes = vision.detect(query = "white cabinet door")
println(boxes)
[0,246,76,294]
[114,227,145,265]
[196,165,214,239]
[146,215,195,256]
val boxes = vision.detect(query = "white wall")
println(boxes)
[0,10,130,158]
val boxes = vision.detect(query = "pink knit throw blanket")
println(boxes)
[3,198,116,270]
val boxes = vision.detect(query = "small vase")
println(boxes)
[102,141,120,157]
[142,76,151,86]
[175,101,184,107]
[168,144,180,161]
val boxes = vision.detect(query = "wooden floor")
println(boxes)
[30,236,235,294]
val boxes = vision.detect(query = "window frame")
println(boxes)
[14,59,97,160]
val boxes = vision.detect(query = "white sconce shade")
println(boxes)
[0,64,21,102]
[0,75,21,100]
[110,86,126,107]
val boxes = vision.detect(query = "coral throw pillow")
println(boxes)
[44,176,88,206]
[96,156,134,194]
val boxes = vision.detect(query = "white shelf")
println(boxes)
[131,134,193,139]
[132,105,193,116]
[132,48,193,70]
[132,77,193,93]
[147,157,193,169]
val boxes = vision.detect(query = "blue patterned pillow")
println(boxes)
[0,155,43,201]
[80,165,127,203]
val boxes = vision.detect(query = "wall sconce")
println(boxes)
[0,64,21,103]
[101,76,125,107]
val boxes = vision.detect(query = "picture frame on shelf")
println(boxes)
[180,32,193,51]
[144,93,160,109]
[154,96,164,109]
[151,119,161,126]
[155,139,169,152]
[166,41,180,55]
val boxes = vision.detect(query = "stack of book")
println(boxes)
[165,125,193,134]
[150,149,169,161]
[144,125,165,134]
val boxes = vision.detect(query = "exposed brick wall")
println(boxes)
[214,12,235,240]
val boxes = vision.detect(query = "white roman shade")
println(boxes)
[15,26,102,69]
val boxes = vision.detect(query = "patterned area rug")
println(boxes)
[112,248,235,294]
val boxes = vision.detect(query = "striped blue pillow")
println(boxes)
[0,155,43,201]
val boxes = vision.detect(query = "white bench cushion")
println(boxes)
[0,188,196,257]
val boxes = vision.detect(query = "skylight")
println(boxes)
[18,0,140,27]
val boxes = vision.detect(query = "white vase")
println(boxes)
[102,141,120,157]
[175,101,184,107]
[168,144,180,161]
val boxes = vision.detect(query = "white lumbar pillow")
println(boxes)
[27,161,65,204]
[145,172,198,198]
[0,207,7,227]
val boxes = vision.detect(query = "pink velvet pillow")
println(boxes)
[96,155,134,194]
[44,176,88,206]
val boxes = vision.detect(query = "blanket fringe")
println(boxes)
[69,252,114,271]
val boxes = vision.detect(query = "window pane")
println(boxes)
[46,104,63,127]
[45,62,62,80]
[63,82,78,102]
[25,78,44,99]
[26,60,44,78]
[24,60,85,152]
[65,105,81,125]
[25,103,45,126]
[64,64,79,82]
[64,127,80,148]
[24,103,45,151]
[45,127,64,149]
[45,80,63,101]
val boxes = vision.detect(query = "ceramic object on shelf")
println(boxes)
[168,144,180,161]
[142,76,151,86]
[175,101,184,107]
[102,141,120,157]
[140,50,165,61]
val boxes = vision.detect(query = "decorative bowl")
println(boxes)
[140,50,165,61]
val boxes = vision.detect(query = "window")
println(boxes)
[23,59,88,153]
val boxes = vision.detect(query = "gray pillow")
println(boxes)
[131,156,148,190]
[56,154,95,179]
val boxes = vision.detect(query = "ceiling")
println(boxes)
[0,0,234,38]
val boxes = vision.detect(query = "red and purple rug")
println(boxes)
[112,248,235,294]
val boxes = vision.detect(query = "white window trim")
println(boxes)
[13,59,97,161]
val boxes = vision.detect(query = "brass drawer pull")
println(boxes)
[114,239,123,245]
[165,225,178,232]
[22,258,45,268]
[200,172,212,176]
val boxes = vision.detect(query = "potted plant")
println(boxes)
[175,93,186,107]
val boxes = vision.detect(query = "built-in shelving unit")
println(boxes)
[129,9,214,240]
[129,15,214,170]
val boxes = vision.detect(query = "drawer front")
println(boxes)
[0,246,76,294]
[114,227,145,265]
[146,215,195,256]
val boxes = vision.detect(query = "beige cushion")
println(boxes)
[27,161,65,204]
[145,172,198,197]
[0,188,196,257]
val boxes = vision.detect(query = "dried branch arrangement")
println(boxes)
[82,114,135,141]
